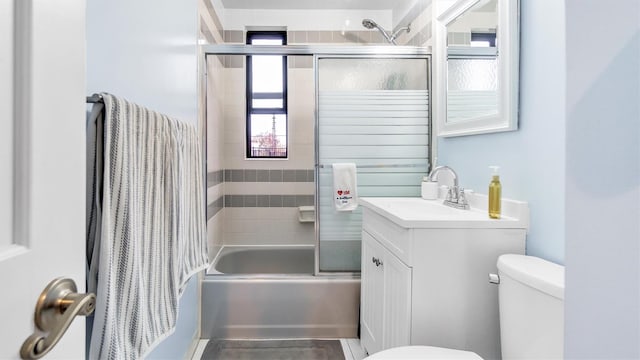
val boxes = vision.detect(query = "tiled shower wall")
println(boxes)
[221,58,316,247]
[203,1,434,258]
[201,0,225,261]
[394,0,433,47]
[205,56,225,260]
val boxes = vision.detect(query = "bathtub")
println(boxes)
[201,245,360,339]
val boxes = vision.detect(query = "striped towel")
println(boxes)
[87,94,208,360]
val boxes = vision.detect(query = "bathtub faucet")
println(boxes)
[428,165,469,210]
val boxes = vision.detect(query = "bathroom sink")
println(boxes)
[359,197,528,229]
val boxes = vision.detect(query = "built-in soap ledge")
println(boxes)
[298,206,315,223]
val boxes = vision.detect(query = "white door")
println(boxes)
[0,0,87,359]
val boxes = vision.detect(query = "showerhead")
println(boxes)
[362,19,377,29]
[361,18,410,45]
[362,18,394,44]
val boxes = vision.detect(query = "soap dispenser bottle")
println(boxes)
[488,166,501,219]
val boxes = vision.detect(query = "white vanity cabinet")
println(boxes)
[359,198,528,359]
[361,230,412,355]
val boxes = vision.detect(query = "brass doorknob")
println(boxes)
[20,278,96,359]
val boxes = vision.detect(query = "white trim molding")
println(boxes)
[434,0,520,137]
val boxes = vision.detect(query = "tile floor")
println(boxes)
[192,338,367,360]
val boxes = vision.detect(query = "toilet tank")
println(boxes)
[497,254,565,359]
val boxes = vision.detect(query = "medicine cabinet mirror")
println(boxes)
[435,0,519,137]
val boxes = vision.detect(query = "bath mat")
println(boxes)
[201,339,345,360]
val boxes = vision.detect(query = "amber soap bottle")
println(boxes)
[488,166,501,219]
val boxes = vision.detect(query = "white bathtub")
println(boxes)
[208,245,315,275]
[202,245,360,339]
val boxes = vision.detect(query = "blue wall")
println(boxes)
[564,0,640,357]
[86,0,201,358]
[147,275,200,359]
[436,0,566,264]
[86,0,198,122]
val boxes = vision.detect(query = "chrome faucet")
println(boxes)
[428,166,469,210]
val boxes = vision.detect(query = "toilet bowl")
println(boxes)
[363,254,565,359]
[365,346,482,359]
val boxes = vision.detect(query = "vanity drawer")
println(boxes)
[362,208,412,265]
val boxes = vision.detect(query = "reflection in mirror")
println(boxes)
[446,0,498,123]
[435,0,519,137]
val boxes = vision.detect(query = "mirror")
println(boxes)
[434,0,519,137]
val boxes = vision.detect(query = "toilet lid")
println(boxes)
[365,346,483,359]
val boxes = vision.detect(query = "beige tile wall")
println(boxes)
[222,62,315,170]
[224,208,314,246]
[203,3,433,251]
[206,50,225,260]
[219,57,316,247]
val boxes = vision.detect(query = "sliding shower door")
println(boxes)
[316,57,431,273]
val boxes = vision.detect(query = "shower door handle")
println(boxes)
[20,278,96,359]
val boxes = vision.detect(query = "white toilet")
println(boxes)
[366,254,565,359]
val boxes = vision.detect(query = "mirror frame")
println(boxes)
[434,0,519,137]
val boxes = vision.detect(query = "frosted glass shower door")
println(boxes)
[317,57,430,272]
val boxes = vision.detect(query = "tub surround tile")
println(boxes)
[257,195,270,207]
[296,195,314,207]
[224,30,244,43]
[226,181,313,195]
[307,31,320,43]
[269,169,283,182]
[207,196,224,221]
[282,195,297,207]
[207,185,223,203]
[207,170,224,187]
[257,169,270,182]
[295,169,308,182]
[221,194,314,208]
[244,169,257,182]
[231,169,244,182]
[209,169,315,208]
[318,31,333,43]
[244,194,257,207]
[231,194,244,207]
[269,195,283,207]
[283,169,296,182]
[292,30,307,43]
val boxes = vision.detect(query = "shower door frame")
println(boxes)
[201,44,432,277]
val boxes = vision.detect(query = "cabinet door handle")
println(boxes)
[371,257,383,267]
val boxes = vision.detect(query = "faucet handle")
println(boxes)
[458,187,468,205]
[450,186,459,202]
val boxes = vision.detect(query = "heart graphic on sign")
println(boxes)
[337,190,343,195]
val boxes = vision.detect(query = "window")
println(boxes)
[470,31,496,47]
[246,31,287,158]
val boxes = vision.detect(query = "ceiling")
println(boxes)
[219,0,415,10]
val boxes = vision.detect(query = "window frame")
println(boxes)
[470,31,496,47]
[246,31,288,159]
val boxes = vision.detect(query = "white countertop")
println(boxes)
[359,197,529,230]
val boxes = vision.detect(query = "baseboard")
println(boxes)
[183,331,201,360]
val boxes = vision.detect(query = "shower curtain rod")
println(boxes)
[317,163,424,169]
[202,44,430,56]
